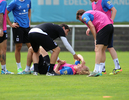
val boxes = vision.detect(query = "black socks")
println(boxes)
[34,63,39,72]
[49,64,55,73]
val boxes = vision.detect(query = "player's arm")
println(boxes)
[0,1,7,37]
[49,50,61,63]
[104,0,117,21]
[60,36,80,60]
[6,10,19,28]
[6,10,12,27]
[77,54,85,66]
[87,21,96,41]
[54,60,66,74]
[0,13,3,37]
[6,1,19,28]
[54,63,61,74]
[28,9,31,26]
[110,7,117,21]
[86,28,90,36]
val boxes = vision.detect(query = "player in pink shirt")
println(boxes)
[88,0,122,75]
[54,54,89,75]
[0,0,14,74]
[76,9,114,77]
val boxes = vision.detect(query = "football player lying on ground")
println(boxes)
[54,54,90,75]
[21,46,90,75]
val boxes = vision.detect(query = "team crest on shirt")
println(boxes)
[107,1,111,4]
[63,71,68,75]
[83,17,87,21]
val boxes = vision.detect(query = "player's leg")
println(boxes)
[49,46,60,72]
[0,39,7,70]
[19,47,34,74]
[26,47,33,68]
[40,38,60,76]
[95,44,104,72]
[108,47,121,68]
[39,46,50,67]
[28,32,46,75]
[13,27,24,74]
[15,43,22,72]
[38,55,48,75]
[88,24,112,77]
[101,45,107,74]
[0,33,14,74]
[108,36,122,75]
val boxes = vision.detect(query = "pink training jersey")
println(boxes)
[82,10,112,33]
[54,63,76,75]
[92,0,112,18]
[0,0,7,32]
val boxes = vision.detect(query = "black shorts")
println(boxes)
[13,27,30,43]
[0,32,7,43]
[38,55,48,74]
[96,24,114,46]
[28,32,58,52]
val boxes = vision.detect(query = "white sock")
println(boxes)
[100,62,106,72]
[16,62,22,69]
[1,64,6,71]
[99,64,102,73]
[113,58,121,69]
[30,64,34,71]
[93,64,100,72]
[25,65,30,71]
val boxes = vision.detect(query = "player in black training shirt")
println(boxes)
[28,23,80,76]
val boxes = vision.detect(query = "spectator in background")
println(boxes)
[86,0,122,75]
[28,23,80,76]
[0,0,14,74]
[76,9,114,77]
[6,0,31,74]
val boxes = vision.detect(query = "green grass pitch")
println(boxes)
[0,51,129,100]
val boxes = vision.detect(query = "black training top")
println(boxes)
[34,23,66,40]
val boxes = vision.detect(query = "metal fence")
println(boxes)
[7,25,129,52]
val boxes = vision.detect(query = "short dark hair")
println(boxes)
[60,24,70,31]
[76,9,86,19]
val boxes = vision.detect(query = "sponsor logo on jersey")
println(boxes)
[83,17,86,21]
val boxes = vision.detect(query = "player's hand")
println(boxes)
[86,28,90,36]
[57,60,66,65]
[0,29,3,37]
[73,54,81,61]
[111,19,114,24]
[94,40,96,45]
[11,23,19,28]
[60,60,66,65]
